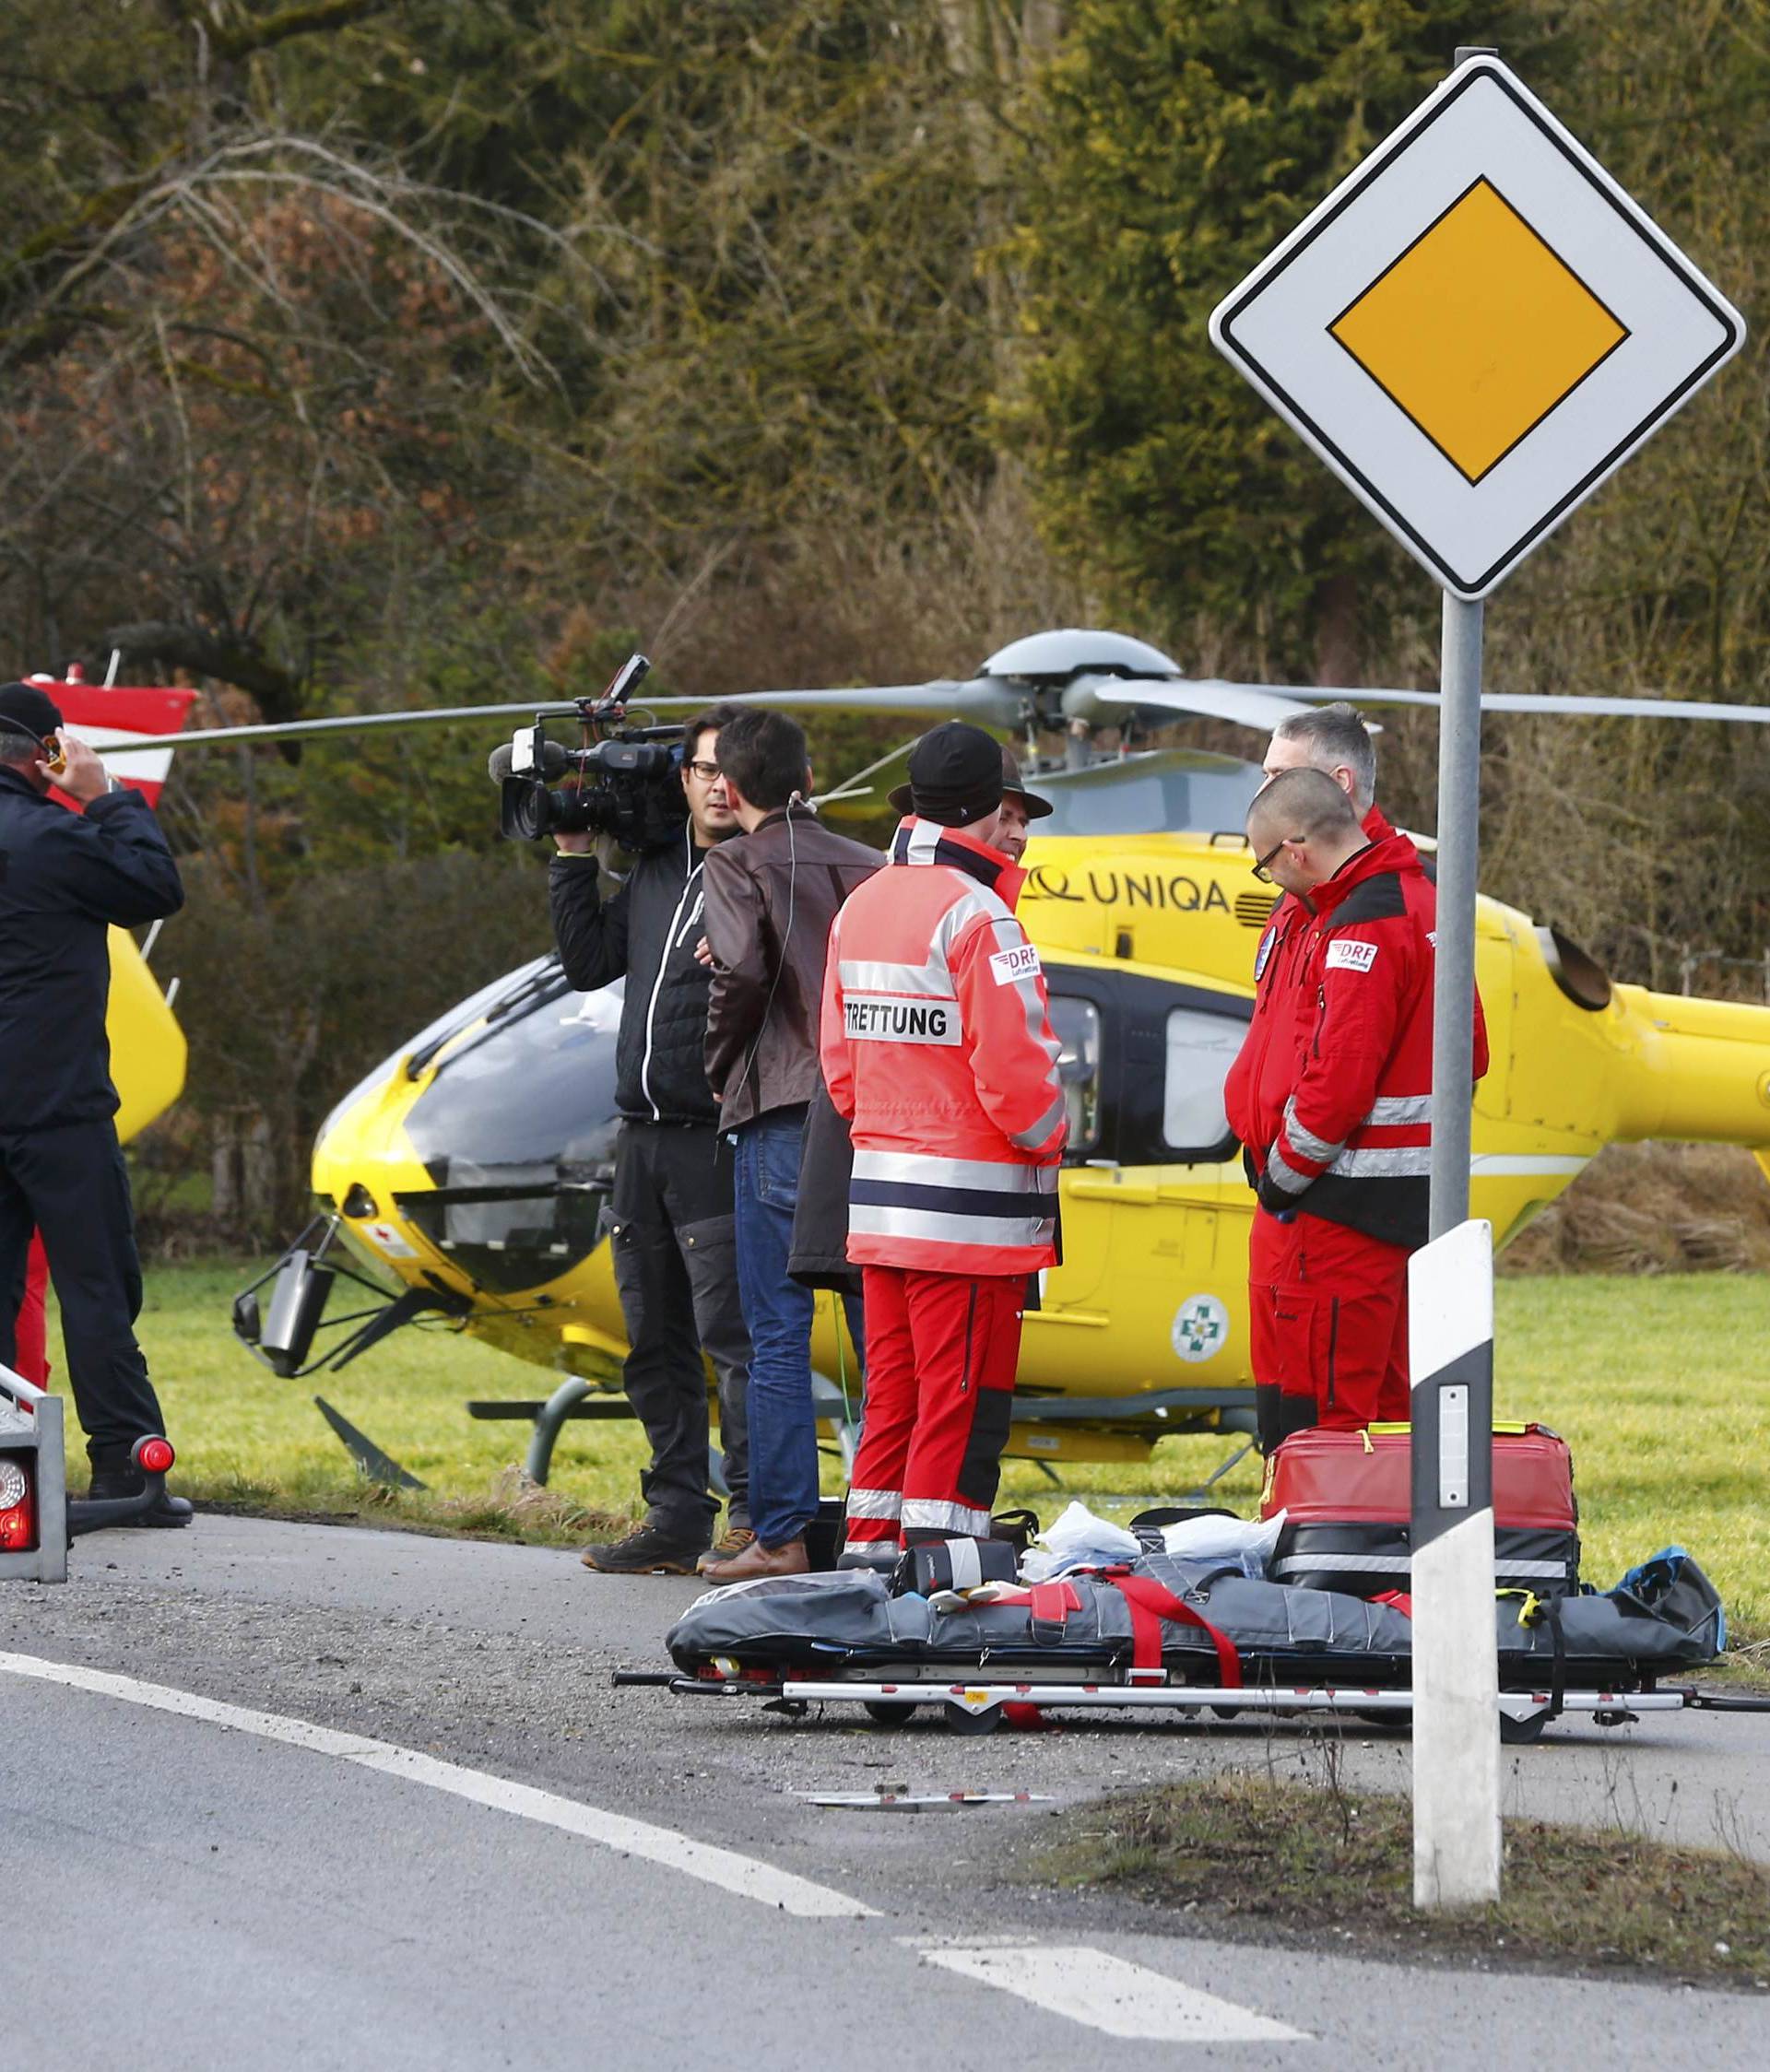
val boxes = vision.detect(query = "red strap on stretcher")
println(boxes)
[1108,1574,1243,1687]
[1027,1582,1082,1624]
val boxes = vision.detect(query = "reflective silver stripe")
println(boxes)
[1280,1097,1344,1167]
[975,912,1063,1126]
[838,957,955,998]
[902,1498,994,1536]
[1271,1554,1568,1580]
[853,1149,1056,1197]
[1328,1145,1433,1178]
[905,818,945,864]
[1008,1090,1068,1152]
[934,884,1014,959]
[1264,1142,1315,1195]
[849,1204,1055,1250]
[1366,1093,1434,1126]
[844,1488,903,1521]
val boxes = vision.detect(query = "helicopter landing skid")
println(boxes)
[465,1368,866,1488]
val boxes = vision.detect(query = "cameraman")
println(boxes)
[549,703,753,1574]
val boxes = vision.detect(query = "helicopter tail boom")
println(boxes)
[1605,984,1770,1149]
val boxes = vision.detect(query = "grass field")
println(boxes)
[59,1265,1770,1638]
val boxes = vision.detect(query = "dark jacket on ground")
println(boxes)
[702,805,882,1130]
[549,827,735,1125]
[0,769,184,1130]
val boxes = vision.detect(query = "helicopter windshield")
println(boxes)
[1035,749,1264,839]
[319,958,626,1295]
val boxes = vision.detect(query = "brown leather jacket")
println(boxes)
[702,805,882,1130]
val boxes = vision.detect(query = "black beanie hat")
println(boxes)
[904,721,1004,828]
[0,680,64,749]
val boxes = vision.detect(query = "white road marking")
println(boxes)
[903,1938,1309,2043]
[0,1651,874,1920]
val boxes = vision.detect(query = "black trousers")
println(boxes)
[0,1118,167,1467]
[608,1120,750,1536]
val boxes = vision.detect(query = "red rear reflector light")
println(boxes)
[137,1438,175,1475]
[0,1454,36,1552]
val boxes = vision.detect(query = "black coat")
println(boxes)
[787,1082,861,1295]
[0,770,185,1130]
[549,828,732,1125]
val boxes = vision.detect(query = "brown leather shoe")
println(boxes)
[700,1536,809,1583]
[696,1524,755,1574]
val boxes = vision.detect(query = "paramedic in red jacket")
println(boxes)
[1224,703,1400,1452]
[1245,768,1488,1432]
[820,723,1067,1553]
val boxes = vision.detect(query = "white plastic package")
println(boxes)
[1159,1507,1287,1578]
[1019,1499,1142,1581]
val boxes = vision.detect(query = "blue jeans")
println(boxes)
[732,1108,820,1548]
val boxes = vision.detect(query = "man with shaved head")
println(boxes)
[1228,704,1394,1452]
[1237,767,1486,1436]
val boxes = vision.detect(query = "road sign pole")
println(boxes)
[1429,590,1482,1240]
[1409,1219,1500,1909]
[1415,300,1501,1922]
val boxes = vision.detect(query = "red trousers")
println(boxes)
[1276,1215,1410,1431]
[844,1266,1023,1547]
[1247,1207,1302,1454]
[13,1233,51,1386]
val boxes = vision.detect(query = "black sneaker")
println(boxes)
[580,1522,708,1575]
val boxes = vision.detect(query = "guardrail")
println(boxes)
[0,1361,69,1584]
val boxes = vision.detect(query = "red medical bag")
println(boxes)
[1259,1423,1579,1597]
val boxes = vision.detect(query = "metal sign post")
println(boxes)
[1211,50,1743,1908]
[1429,589,1483,1239]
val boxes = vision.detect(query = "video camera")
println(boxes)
[489,653,689,850]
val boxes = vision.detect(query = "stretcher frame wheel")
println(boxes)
[1499,1709,1549,1745]
[943,1699,1002,1736]
[863,1700,919,1726]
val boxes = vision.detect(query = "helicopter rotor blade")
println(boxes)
[1062,673,1318,731]
[1077,673,1770,729]
[89,679,1021,757]
[1325,687,1770,724]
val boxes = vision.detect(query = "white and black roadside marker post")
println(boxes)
[1408,1218,1500,1906]
[1211,46,1742,1911]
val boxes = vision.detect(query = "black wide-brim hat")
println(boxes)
[890,739,1052,820]
[0,680,64,748]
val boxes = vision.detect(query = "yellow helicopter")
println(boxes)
[100,630,1770,1473]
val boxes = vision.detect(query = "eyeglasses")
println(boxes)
[685,759,723,782]
[1250,835,1301,884]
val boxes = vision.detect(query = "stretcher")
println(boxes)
[617,1548,1770,1742]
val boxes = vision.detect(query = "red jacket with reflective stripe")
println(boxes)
[1257,830,1489,1249]
[820,818,1067,1275]
[1225,806,1397,1176]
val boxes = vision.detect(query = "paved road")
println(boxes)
[4,1516,1767,2070]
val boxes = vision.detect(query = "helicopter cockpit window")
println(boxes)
[387,964,626,1295]
[1162,1007,1243,1157]
[1036,751,1265,838]
[1047,995,1101,1155]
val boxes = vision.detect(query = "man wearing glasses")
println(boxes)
[1226,703,1396,1452]
[550,704,754,1573]
[1240,768,1487,1436]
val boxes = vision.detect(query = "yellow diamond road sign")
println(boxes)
[1210,57,1744,599]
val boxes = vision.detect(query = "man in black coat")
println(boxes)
[0,680,188,1520]
[549,702,753,1573]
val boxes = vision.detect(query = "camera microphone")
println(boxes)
[488,737,572,783]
